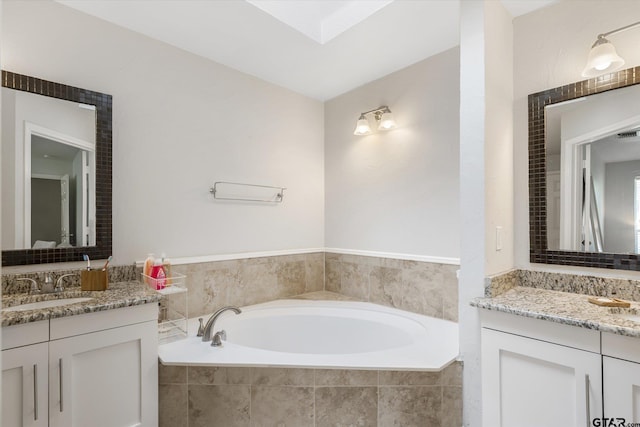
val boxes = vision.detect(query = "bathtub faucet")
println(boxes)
[199,306,242,343]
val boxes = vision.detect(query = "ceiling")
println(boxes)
[32,135,81,162]
[56,0,559,101]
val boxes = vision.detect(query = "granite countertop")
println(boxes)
[1,281,161,327]
[472,286,640,338]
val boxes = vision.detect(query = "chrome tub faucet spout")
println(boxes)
[198,306,242,342]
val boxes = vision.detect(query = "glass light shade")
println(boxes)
[582,39,625,77]
[354,117,372,135]
[378,112,397,131]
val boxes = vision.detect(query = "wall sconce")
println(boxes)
[582,21,640,78]
[353,106,397,136]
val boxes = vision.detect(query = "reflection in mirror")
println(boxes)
[545,85,640,254]
[31,136,96,248]
[1,87,96,250]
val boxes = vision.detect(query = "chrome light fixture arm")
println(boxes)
[598,21,640,42]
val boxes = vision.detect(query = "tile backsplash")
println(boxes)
[1,264,137,294]
[486,268,640,301]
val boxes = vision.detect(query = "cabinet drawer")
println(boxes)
[481,309,600,353]
[2,321,49,351]
[50,303,157,340]
[602,332,640,364]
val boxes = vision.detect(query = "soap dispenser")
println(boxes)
[150,259,167,290]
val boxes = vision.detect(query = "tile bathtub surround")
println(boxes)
[1,264,138,294]
[486,269,640,301]
[167,252,325,318]
[158,362,463,427]
[325,253,459,322]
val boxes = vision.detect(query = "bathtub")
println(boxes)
[158,299,459,371]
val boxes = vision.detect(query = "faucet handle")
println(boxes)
[196,318,205,337]
[212,331,225,347]
[41,274,54,293]
[55,274,76,293]
[17,278,39,294]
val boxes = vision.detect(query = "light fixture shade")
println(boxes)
[354,116,372,135]
[582,38,625,77]
[378,111,397,131]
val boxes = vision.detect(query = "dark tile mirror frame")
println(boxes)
[529,67,640,270]
[1,70,112,266]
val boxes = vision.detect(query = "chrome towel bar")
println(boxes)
[210,181,286,203]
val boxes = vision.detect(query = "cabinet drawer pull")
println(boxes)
[585,374,590,427]
[59,358,64,412]
[33,364,38,421]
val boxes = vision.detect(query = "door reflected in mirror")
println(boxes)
[545,84,640,254]
[1,87,96,251]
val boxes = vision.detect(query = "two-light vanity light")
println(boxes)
[582,21,640,77]
[353,106,397,136]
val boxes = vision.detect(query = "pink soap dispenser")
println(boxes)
[150,259,167,290]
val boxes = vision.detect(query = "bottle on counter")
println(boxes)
[161,253,173,286]
[143,253,155,287]
[150,259,167,290]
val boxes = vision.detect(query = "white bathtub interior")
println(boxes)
[158,299,459,371]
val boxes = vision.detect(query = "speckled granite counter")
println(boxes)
[472,286,640,338]
[2,281,161,327]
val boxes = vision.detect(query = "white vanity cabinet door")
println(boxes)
[2,342,49,427]
[603,356,640,422]
[482,327,602,427]
[48,320,158,427]
[602,332,640,422]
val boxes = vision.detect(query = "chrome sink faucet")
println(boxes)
[17,278,40,294]
[197,306,242,344]
[54,274,76,293]
[16,273,77,294]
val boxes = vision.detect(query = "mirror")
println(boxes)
[2,88,96,250]
[529,66,640,270]
[1,70,112,266]
[545,84,640,254]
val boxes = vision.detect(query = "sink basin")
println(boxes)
[608,307,640,323]
[3,297,94,312]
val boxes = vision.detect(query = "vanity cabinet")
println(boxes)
[1,304,158,427]
[602,332,640,421]
[481,311,603,427]
[2,342,48,427]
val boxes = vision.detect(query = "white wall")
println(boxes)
[2,0,325,265]
[324,48,460,260]
[459,0,513,425]
[484,0,513,275]
[514,0,640,277]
